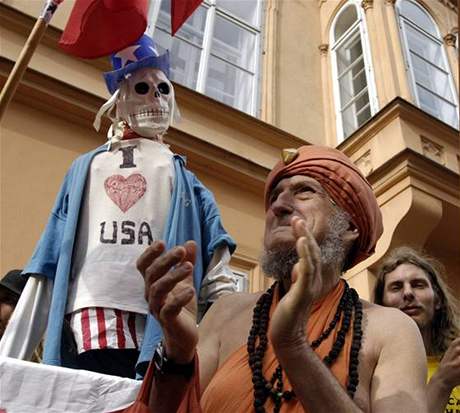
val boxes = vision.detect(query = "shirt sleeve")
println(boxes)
[23,168,71,280]
[193,174,236,269]
[198,245,236,308]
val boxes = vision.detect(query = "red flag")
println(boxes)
[171,0,202,36]
[59,0,148,59]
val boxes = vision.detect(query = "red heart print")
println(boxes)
[104,174,147,212]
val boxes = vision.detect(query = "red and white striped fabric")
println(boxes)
[69,308,145,354]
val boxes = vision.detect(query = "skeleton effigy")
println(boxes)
[0,34,236,380]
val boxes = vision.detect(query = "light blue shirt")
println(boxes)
[23,144,235,375]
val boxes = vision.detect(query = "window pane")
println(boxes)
[405,24,445,70]
[417,86,459,128]
[342,106,357,137]
[338,60,366,107]
[155,28,200,89]
[336,34,363,76]
[399,0,437,37]
[156,0,171,30]
[205,55,254,113]
[334,5,358,41]
[341,90,371,137]
[211,15,256,72]
[152,0,262,116]
[411,53,453,102]
[157,0,207,47]
[216,0,260,27]
[334,18,374,139]
[232,269,249,293]
[354,90,370,114]
[357,102,371,127]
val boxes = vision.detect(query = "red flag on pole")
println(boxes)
[59,0,148,58]
[171,0,202,36]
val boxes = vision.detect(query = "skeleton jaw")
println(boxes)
[126,107,170,138]
[132,108,169,120]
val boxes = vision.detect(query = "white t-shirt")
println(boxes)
[67,139,174,315]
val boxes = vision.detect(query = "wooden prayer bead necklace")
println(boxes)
[247,281,363,413]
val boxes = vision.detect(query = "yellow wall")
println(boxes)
[1,100,105,270]
[275,0,325,144]
[1,0,459,300]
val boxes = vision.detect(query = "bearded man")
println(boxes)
[138,145,428,412]
[374,247,460,413]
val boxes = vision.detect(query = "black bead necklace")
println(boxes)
[247,281,363,413]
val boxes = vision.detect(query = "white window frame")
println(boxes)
[395,0,459,129]
[232,268,249,293]
[147,0,263,116]
[330,0,379,143]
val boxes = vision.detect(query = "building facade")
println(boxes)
[1,0,458,298]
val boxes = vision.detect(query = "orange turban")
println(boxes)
[265,146,383,268]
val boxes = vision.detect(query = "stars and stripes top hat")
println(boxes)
[103,34,170,95]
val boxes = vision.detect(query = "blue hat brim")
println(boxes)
[104,51,170,95]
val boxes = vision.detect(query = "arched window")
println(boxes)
[330,1,378,142]
[396,0,459,128]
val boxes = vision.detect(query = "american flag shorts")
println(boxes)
[68,307,146,354]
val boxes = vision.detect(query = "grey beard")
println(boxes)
[261,208,351,280]
[320,208,350,269]
[260,246,298,282]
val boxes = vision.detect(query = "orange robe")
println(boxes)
[176,280,352,412]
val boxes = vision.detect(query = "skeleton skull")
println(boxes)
[116,67,174,139]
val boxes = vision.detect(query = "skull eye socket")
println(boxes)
[158,82,170,95]
[134,82,150,95]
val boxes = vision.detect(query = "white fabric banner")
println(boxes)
[0,357,140,413]
[0,276,51,360]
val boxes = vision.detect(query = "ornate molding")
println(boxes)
[437,0,458,12]
[318,43,329,55]
[361,0,374,10]
[384,0,396,5]
[444,32,457,47]
[356,150,373,176]
[421,137,446,166]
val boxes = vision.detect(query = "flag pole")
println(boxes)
[0,0,63,121]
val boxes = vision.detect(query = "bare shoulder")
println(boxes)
[214,291,262,312]
[362,299,421,336]
[360,299,424,361]
[199,291,262,332]
[200,291,265,365]
[360,302,428,412]
[214,292,261,324]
